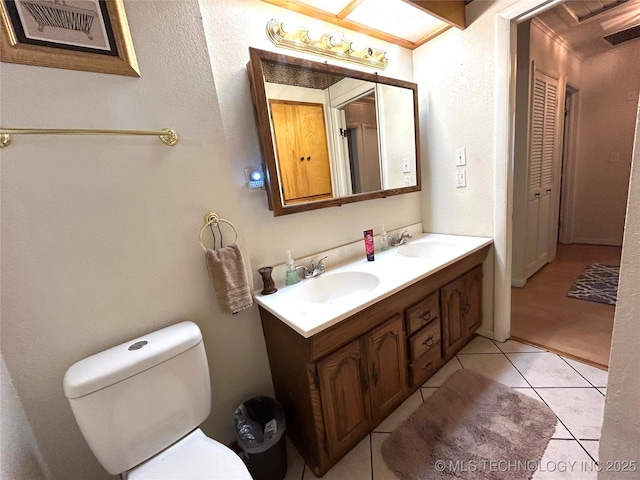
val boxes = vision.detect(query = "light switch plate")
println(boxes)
[455,147,466,166]
[456,169,466,188]
[403,158,411,173]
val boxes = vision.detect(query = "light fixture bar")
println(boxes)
[266,19,388,70]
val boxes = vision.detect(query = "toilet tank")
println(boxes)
[63,321,211,475]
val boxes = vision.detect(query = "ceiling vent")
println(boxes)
[603,24,640,45]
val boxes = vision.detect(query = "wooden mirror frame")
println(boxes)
[247,47,421,217]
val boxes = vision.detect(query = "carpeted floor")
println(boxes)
[382,369,557,480]
[511,244,620,369]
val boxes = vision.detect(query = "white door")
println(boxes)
[524,67,559,279]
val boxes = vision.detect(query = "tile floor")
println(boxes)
[282,336,607,480]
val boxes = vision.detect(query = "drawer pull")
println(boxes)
[422,336,435,347]
[419,310,432,322]
[422,362,434,372]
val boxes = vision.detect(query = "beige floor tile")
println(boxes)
[421,357,462,387]
[514,387,542,401]
[535,388,605,440]
[513,388,572,439]
[563,358,608,387]
[303,436,371,480]
[507,353,591,387]
[579,440,599,462]
[457,335,502,354]
[495,339,545,353]
[285,438,306,480]
[457,353,529,387]
[533,440,597,480]
[420,387,438,400]
[371,433,399,480]
[374,391,422,433]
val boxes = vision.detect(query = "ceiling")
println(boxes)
[259,0,640,57]
[260,0,466,50]
[534,0,640,58]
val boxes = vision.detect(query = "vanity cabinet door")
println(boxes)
[317,338,372,458]
[441,266,483,357]
[368,314,407,421]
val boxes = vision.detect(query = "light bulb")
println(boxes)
[306,28,322,42]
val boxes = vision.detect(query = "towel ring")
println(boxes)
[199,212,238,251]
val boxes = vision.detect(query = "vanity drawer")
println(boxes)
[405,292,439,335]
[408,320,441,361]
[408,345,443,387]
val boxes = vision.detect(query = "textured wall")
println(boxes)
[572,42,640,246]
[0,0,421,478]
[598,91,640,479]
[1,357,47,479]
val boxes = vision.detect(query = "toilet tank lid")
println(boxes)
[63,321,203,399]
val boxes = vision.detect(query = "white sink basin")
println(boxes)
[299,271,380,304]
[397,241,459,259]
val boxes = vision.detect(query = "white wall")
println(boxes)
[598,87,640,479]
[0,0,421,478]
[1,356,47,480]
[572,42,640,246]
[412,0,511,336]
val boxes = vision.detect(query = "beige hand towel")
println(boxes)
[205,244,253,314]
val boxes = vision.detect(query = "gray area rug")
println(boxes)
[381,369,556,480]
[567,263,619,306]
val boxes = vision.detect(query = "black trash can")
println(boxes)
[234,396,287,480]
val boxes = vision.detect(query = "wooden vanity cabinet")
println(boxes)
[318,314,406,460]
[441,265,483,358]
[259,245,489,477]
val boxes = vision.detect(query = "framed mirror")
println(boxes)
[247,47,420,216]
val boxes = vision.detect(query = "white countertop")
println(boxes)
[254,233,493,338]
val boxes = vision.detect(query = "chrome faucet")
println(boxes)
[295,256,328,279]
[389,230,412,246]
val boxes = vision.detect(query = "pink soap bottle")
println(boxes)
[364,229,374,261]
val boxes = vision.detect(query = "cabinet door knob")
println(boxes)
[423,362,434,372]
[300,157,305,162]
[307,156,311,161]
[419,310,431,322]
[422,336,434,347]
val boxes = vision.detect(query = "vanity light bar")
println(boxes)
[266,19,388,70]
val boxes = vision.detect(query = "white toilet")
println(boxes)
[63,321,252,479]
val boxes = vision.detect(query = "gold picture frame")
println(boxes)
[0,0,139,77]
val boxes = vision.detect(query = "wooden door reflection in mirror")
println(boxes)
[247,47,420,216]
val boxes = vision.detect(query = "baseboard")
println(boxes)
[572,237,622,247]
[511,278,527,288]
[476,326,494,340]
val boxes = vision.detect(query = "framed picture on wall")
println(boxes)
[0,0,139,76]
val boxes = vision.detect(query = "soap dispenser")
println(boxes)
[380,224,389,251]
[285,250,300,285]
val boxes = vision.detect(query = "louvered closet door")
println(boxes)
[525,69,559,279]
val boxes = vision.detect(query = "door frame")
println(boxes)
[558,84,580,244]
[493,0,565,342]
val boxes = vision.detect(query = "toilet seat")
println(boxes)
[126,429,252,480]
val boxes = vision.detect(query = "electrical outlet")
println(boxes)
[456,169,466,188]
[455,147,466,166]
[403,158,411,173]
[404,175,412,186]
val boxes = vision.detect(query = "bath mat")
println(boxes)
[381,369,556,480]
[567,263,619,306]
